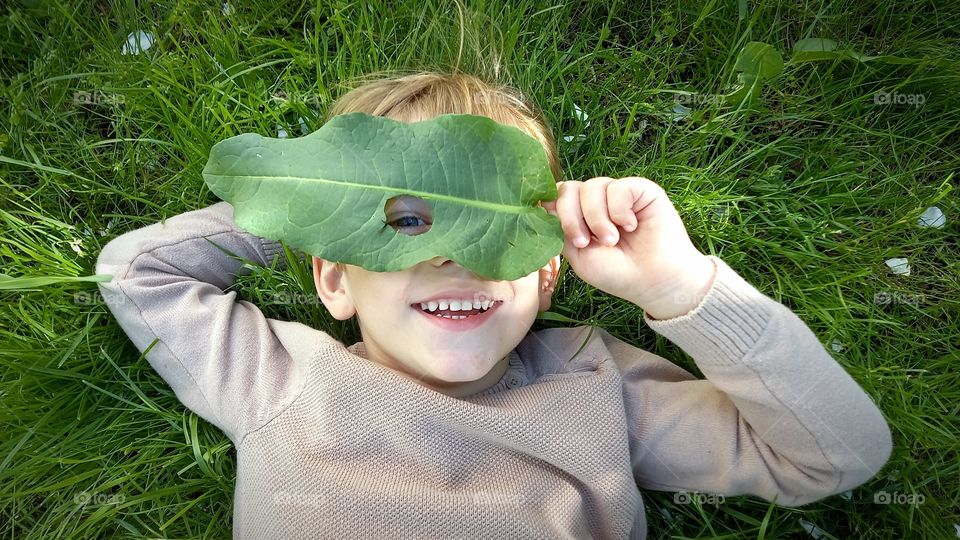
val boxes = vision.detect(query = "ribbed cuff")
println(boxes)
[642,255,774,366]
[261,238,289,270]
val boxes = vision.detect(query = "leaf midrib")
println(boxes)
[205,174,546,213]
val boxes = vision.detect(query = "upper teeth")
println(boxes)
[419,299,494,312]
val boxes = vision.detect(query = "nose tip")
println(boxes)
[430,256,454,267]
[429,256,487,279]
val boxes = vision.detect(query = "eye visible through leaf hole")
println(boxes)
[383,195,432,235]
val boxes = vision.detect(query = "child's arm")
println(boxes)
[611,255,893,507]
[95,202,314,445]
[543,177,892,506]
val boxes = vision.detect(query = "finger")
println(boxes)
[620,177,668,221]
[579,177,619,246]
[606,180,640,232]
[555,181,590,248]
[539,181,562,216]
[540,199,557,216]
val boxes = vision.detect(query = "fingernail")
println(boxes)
[603,234,617,245]
[574,236,588,247]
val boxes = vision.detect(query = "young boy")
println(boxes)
[96,71,893,539]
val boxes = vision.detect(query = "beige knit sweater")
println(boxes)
[95,202,892,539]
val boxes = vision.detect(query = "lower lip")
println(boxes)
[412,302,501,332]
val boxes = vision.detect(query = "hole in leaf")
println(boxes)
[383,195,432,235]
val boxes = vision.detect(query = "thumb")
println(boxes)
[558,231,584,270]
[539,199,558,216]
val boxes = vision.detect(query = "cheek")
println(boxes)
[508,277,544,314]
[350,274,408,314]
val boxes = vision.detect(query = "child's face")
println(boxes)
[312,253,559,397]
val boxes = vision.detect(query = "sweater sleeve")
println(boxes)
[612,255,892,507]
[95,201,309,445]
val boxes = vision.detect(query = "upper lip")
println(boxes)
[411,289,502,305]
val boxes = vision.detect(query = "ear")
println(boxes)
[312,256,356,321]
[538,255,561,312]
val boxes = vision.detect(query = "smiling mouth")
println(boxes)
[411,300,502,319]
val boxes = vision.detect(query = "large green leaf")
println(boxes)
[724,41,784,108]
[788,37,952,67]
[202,112,563,281]
[734,41,784,80]
[790,38,841,62]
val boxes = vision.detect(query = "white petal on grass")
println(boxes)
[69,238,84,256]
[563,103,590,145]
[211,57,227,74]
[121,30,154,55]
[671,102,692,122]
[573,103,590,128]
[840,490,852,501]
[277,119,308,138]
[954,523,959,538]
[99,218,116,237]
[885,257,910,276]
[222,2,235,16]
[917,206,945,228]
[799,519,827,539]
[830,339,844,353]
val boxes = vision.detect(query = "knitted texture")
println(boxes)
[96,202,892,539]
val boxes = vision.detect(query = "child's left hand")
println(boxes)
[540,177,716,319]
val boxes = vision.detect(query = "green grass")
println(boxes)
[2,0,958,538]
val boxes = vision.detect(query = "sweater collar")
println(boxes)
[467,349,527,397]
[345,341,527,397]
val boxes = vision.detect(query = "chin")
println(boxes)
[427,352,496,381]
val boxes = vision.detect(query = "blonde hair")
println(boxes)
[324,71,563,183]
